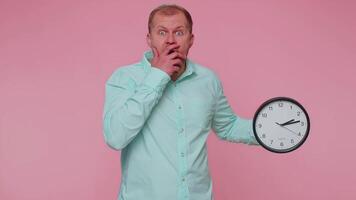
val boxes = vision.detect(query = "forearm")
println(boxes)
[103,67,170,150]
[219,116,260,146]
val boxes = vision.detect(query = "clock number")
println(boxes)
[268,106,273,110]
[258,123,262,128]
[270,140,274,144]
[301,122,304,126]
[262,134,266,138]
[280,142,284,147]
[291,139,295,144]
[298,132,301,136]
[297,111,301,116]
[290,105,293,109]
[262,113,267,118]
[278,102,284,107]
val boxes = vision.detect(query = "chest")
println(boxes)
[154,80,216,129]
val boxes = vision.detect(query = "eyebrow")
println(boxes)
[156,25,185,30]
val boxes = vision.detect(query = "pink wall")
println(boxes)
[1,0,355,199]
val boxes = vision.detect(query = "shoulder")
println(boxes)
[190,60,223,98]
[191,61,222,86]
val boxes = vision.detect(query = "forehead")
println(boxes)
[152,12,188,30]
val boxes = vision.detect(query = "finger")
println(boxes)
[168,51,179,59]
[177,52,186,60]
[169,65,180,73]
[168,52,186,60]
[173,66,180,72]
[171,58,183,68]
[163,43,180,55]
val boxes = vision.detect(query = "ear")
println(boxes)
[189,34,194,48]
[146,33,152,48]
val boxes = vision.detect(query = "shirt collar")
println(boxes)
[141,50,195,82]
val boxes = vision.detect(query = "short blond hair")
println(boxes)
[148,4,193,33]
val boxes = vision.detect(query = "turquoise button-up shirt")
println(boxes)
[103,50,260,200]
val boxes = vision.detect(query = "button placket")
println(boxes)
[173,82,189,199]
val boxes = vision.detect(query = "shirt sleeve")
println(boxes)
[102,67,171,150]
[211,76,260,146]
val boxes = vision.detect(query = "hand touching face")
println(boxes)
[147,12,194,72]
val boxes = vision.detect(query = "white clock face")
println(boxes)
[253,97,310,153]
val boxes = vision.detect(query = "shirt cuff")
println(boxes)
[142,67,171,91]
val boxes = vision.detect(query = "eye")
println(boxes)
[159,30,166,36]
[175,31,184,36]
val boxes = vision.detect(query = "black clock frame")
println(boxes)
[253,97,310,153]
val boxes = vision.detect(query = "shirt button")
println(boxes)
[180,128,184,132]
[182,178,185,182]
[180,152,184,157]
[178,106,182,109]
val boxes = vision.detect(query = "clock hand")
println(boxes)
[275,121,300,136]
[276,124,299,136]
[284,120,300,126]
[276,119,295,126]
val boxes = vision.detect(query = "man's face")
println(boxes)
[147,12,194,57]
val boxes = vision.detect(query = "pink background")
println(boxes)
[1,0,355,199]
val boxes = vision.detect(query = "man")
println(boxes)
[103,4,260,200]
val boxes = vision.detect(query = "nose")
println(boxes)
[166,32,177,45]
